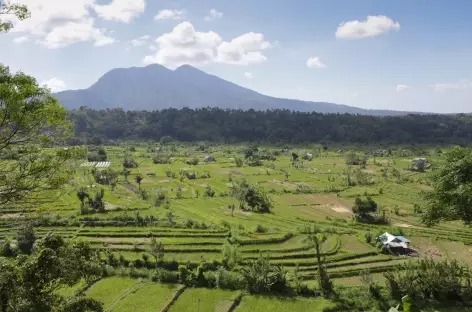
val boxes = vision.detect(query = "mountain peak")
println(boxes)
[54,65,411,116]
[174,64,202,73]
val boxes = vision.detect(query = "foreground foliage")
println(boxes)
[423,147,472,225]
[0,64,82,208]
[0,233,102,311]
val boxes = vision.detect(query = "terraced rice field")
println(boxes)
[3,144,472,311]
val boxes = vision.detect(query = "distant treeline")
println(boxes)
[67,107,472,145]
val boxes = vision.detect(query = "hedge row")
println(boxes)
[271,251,379,267]
[236,233,294,245]
[76,232,229,238]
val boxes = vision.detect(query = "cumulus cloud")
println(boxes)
[396,84,410,93]
[41,78,67,92]
[204,9,223,22]
[130,35,150,47]
[431,80,471,91]
[13,36,29,44]
[306,56,327,69]
[336,15,400,39]
[93,0,146,23]
[244,72,254,79]
[143,22,272,67]
[4,0,117,48]
[42,19,115,49]
[154,9,187,20]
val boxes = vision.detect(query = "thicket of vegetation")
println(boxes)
[68,108,472,145]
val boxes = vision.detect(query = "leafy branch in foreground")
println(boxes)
[0,232,103,311]
[0,64,81,209]
[0,1,30,33]
[422,147,472,226]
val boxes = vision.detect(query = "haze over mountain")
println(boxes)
[55,65,416,116]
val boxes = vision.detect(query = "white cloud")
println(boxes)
[204,9,223,22]
[217,32,271,65]
[306,56,326,69]
[154,9,186,21]
[336,15,400,39]
[41,77,67,92]
[396,84,411,93]
[13,36,29,44]
[244,72,254,79]
[5,0,116,48]
[143,21,271,67]
[130,35,150,47]
[432,80,471,91]
[42,19,115,49]
[92,0,146,23]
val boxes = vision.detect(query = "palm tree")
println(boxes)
[135,174,143,189]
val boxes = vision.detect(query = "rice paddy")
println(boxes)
[2,144,471,311]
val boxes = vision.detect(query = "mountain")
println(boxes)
[55,64,415,115]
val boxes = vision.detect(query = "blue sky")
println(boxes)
[2,0,472,113]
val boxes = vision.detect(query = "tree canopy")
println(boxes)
[423,147,472,226]
[68,107,472,145]
[0,232,102,311]
[0,64,82,208]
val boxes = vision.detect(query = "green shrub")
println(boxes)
[151,268,180,283]
[205,267,246,290]
[240,254,289,294]
[255,224,268,233]
[178,265,189,283]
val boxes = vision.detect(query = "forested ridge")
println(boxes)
[68,107,472,145]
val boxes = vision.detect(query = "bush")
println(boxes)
[255,224,268,233]
[91,168,118,185]
[153,155,170,164]
[364,232,373,244]
[17,224,36,255]
[123,158,138,168]
[0,239,15,257]
[240,254,289,294]
[178,265,189,283]
[205,267,246,290]
[384,259,471,302]
[246,159,263,167]
[204,185,215,198]
[87,152,107,162]
[234,157,243,167]
[151,268,179,283]
[186,158,199,166]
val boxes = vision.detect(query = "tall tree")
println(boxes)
[0,64,80,208]
[304,233,334,298]
[423,147,472,226]
[149,237,164,268]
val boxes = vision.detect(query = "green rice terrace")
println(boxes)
[2,144,472,311]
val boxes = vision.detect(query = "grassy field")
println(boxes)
[168,288,240,312]
[2,144,472,310]
[236,295,336,312]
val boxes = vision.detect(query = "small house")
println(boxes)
[204,156,216,162]
[411,158,429,171]
[378,232,416,256]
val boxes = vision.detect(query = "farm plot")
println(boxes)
[109,283,179,312]
[4,144,472,311]
[86,277,142,308]
[168,288,241,312]
[236,295,336,312]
